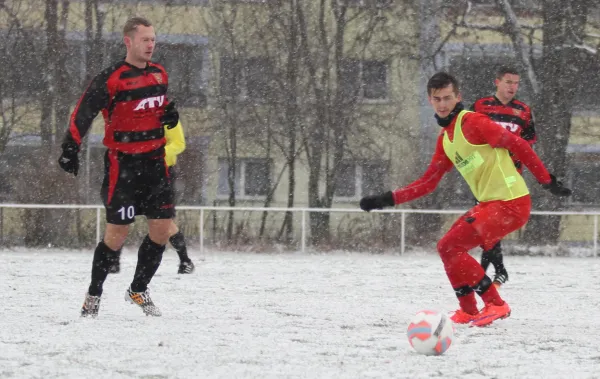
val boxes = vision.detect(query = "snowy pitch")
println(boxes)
[1,249,599,378]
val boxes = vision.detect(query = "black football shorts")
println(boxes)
[101,150,174,225]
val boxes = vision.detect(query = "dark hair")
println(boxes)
[123,16,152,36]
[427,72,460,96]
[496,65,520,79]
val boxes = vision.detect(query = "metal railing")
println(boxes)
[0,203,598,255]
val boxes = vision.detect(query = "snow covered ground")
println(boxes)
[1,248,599,379]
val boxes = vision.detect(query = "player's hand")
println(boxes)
[542,174,572,197]
[359,191,395,212]
[161,101,179,129]
[58,141,79,176]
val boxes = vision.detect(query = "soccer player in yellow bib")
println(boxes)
[109,120,195,274]
[360,72,571,327]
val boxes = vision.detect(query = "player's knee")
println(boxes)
[167,220,179,237]
[103,224,130,251]
[437,237,451,256]
[148,223,171,245]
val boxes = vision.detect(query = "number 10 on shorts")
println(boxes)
[118,206,135,220]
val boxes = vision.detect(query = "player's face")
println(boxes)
[125,25,156,63]
[495,73,520,101]
[428,85,461,118]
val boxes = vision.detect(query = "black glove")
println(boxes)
[161,101,179,129]
[359,191,395,212]
[58,141,79,176]
[542,174,572,197]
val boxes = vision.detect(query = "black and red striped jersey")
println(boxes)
[64,60,170,155]
[471,95,536,171]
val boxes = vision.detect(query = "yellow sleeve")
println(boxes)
[164,121,186,167]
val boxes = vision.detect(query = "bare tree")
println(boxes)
[0,1,40,154]
[202,1,422,247]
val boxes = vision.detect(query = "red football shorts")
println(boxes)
[462,195,531,251]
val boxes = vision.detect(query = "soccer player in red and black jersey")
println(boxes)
[471,66,536,288]
[58,17,179,318]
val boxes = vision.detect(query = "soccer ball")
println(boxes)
[407,310,454,355]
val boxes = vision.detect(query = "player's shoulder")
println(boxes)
[462,109,491,125]
[509,98,532,112]
[474,95,496,103]
[148,62,168,75]
[472,96,496,110]
[85,61,127,90]
[95,60,128,80]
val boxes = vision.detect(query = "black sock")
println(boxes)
[488,241,505,272]
[113,249,122,265]
[88,241,120,296]
[169,231,190,262]
[130,235,165,293]
[481,241,503,272]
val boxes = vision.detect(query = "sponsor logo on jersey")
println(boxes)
[134,95,165,111]
[152,73,163,84]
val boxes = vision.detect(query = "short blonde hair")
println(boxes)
[123,16,152,37]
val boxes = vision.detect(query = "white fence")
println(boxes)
[1,203,599,255]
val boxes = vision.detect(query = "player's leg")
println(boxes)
[125,160,174,317]
[82,152,135,317]
[438,212,503,324]
[466,196,531,326]
[125,219,170,317]
[166,165,194,273]
[86,224,129,296]
[476,199,502,278]
[168,221,194,274]
[481,240,508,287]
[106,228,126,275]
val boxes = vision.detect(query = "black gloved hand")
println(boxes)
[359,191,395,212]
[58,141,79,176]
[542,174,572,197]
[161,101,179,129]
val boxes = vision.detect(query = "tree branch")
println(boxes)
[496,0,540,95]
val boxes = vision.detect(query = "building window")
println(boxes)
[219,56,273,101]
[340,59,388,101]
[217,158,271,198]
[335,162,358,198]
[334,161,388,199]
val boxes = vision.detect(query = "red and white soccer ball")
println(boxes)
[407,310,454,355]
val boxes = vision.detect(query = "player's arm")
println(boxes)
[63,74,109,147]
[164,121,186,166]
[468,114,549,184]
[58,73,109,176]
[521,109,537,146]
[472,115,571,196]
[359,134,453,211]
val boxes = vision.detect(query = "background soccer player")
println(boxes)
[359,72,570,327]
[471,65,536,287]
[58,16,178,317]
